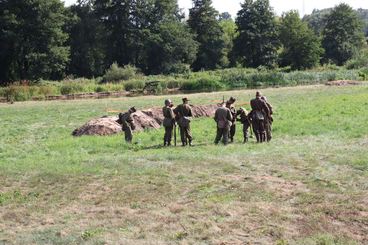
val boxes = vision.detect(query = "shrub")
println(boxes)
[103,63,140,83]
[181,77,225,92]
[38,85,57,96]
[346,49,368,69]
[124,80,145,91]
[165,63,191,75]
[358,68,368,80]
[95,86,106,93]
[166,80,182,89]
[2,86,32,101]
[60,83,85,95]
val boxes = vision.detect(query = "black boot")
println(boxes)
[261,132,266,143]
[255,133,260,143]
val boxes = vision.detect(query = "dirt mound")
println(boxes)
[72,116,121,136]
[73,105,218,136]
[191,105,218,117]
[325,80,361,86]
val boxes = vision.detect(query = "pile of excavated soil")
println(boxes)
[72,104,218,137]
[325,80,361,86]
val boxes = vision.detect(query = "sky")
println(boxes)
[64,0,368,17]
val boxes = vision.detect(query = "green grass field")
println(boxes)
[0,85,368,244]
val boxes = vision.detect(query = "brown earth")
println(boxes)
[72,104,218,136]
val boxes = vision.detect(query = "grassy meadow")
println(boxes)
[0,85,368,244]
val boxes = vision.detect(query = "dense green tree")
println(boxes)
[233,0,279,68]
[357,8,368,37]
[279,11,323,70]
[219,12,232,21]
[67,0,107,78]
[0,0,69,83]
[322,4,365,65]
[303,9,331,35]
[94,0,137,67]
[143,21,198,74]
[188,0,226,71]
[304,8,368,37]
[94,0,194,74]
[220,19,237,67]
[141,0,198,74]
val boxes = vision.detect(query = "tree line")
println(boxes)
[0,0,366,85]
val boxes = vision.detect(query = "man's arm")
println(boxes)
[266,102,273,115]
[262,101,270,115]
[188,106,193,117]
[227,109,233,121]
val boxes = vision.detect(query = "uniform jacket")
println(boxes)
[237,109,250,125]
[214,106,233,129]
[162,106,175,127]
[250,98,270,115]
[174,104,193,127]
[174,104,193,118]
[118,112,135,131]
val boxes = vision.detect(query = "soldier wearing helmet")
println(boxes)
[250,91,269,143]
[261,96,273,142]
[162,99,175,146]
[226,97,237,143]
[117,107,137,143]
[174,98,193,146]
[236,107,252,143]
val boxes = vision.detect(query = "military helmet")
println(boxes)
[129,107,137,113]
[228,97,236,103]
[240,107,248,114]
[164,99,172,106]
[182,97,190,102]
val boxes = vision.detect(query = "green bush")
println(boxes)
[124,80,145,91]
[2,86,32,101]
[163,80,182,89]
[38,85,57,97]
[166,63,191,74]
[346,49,368,69]
[181,77,225,92]
[358,68,368,80]
[103,63,140,83]
[60,83,85,95]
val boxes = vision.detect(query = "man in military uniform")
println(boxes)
[174,98,193,146]
[117,107,136,143]
[237,107,251,143]
[214,103,233,145]
[162,99,175,146]
[250,91,269,143]
[226,97,237,143]
[261,96,273,142]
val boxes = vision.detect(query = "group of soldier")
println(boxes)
[117,91,273,146]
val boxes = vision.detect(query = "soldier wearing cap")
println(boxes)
[214,102,233,145]
[117,107,136,143]
[237,107,251,143]
[261,96,273,142]
[250,91,269,143]
[174,98,193,146]
[162,99,175,146]
[226,97,237,143]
